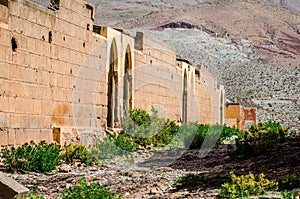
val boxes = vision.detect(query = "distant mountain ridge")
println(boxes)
[265,0,300,13]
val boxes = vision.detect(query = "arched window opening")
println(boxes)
[182,70,188,124]
[107,39,118,128]
[123,45,132,115]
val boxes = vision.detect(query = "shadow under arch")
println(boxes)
[182,69,188,124]
[123,45,133,115]
[107,39,118,128]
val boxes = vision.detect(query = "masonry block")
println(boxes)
[0,172,29,198]
[7,129,15,146]
[0,129,8,146]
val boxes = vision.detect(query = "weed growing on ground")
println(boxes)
[62,144,98,166]
[235,121,287,157]
[218,172,278,199]
[1,141,61,173]
[281,190,299,199]
[61,178,122,199]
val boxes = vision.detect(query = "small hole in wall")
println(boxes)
[83,42,85,47]
[87,24,90,30]
[150,60,152,64]
[48,31,52,43]
[63,36,65,41]
[42,35,45,41]
[70,69,72,75]
[11,37,17,52]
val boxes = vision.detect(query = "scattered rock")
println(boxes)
[58,164,72,173]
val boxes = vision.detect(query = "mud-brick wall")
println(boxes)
[134,32,182,121]
[194,70,212,124]
[0,0,107,146]
[199,67,222,124]
[240,107,256,130]
[225,104,241,129]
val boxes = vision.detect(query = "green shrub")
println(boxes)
[92,137,123,160]
[127,108,151,126]
[123,107,179,148]
[151,119,179,147]
[123,107,164,140]
[188,124,242,149]
[171,122,199,148]
[61,178,122,199]
[20,192,44,199]
[279,175,300,190]
[1,140,61,173]
[218,172,278,199]
[62,144,98,166]
[236,121,287,156]
[281,190,299,199]
[109,133,137,153]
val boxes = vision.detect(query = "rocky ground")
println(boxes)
[1,137,299,198]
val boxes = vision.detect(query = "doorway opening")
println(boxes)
[107,39,118,128]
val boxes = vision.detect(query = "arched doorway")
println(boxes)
[182,70,188,124]
[123,45,132,115]
[107,39,118,128]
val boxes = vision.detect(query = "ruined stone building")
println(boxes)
[0,0,225,146]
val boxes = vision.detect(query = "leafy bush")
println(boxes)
[91,132,137,160]
[1,140,61,173]
[123,107,165,140]
[123,107,179,148]
[218,172,278,199]
[151,119,179,147]
[91,137,123,160]
[61,178,122,199]
[110,133,137,153]
[19,192,44,199]
[279,175,300,190]
[62,144,98,166]
[170,122,198,148]
[188,124,242,149]
[281,190,299,199]
[235,121,287,156]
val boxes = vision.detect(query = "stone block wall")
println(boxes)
[0,0,108,146]
[134,32,181,121]
[0,0,225,146]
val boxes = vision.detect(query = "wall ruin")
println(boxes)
[0,0,225,146]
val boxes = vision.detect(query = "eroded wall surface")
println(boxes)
[0,0,224,146]
[0,0,109,146]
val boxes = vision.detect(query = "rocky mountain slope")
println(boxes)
[266,0,300,13]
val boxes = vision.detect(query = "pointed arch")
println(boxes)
[107,39,118,128]
[123,45,132,115]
